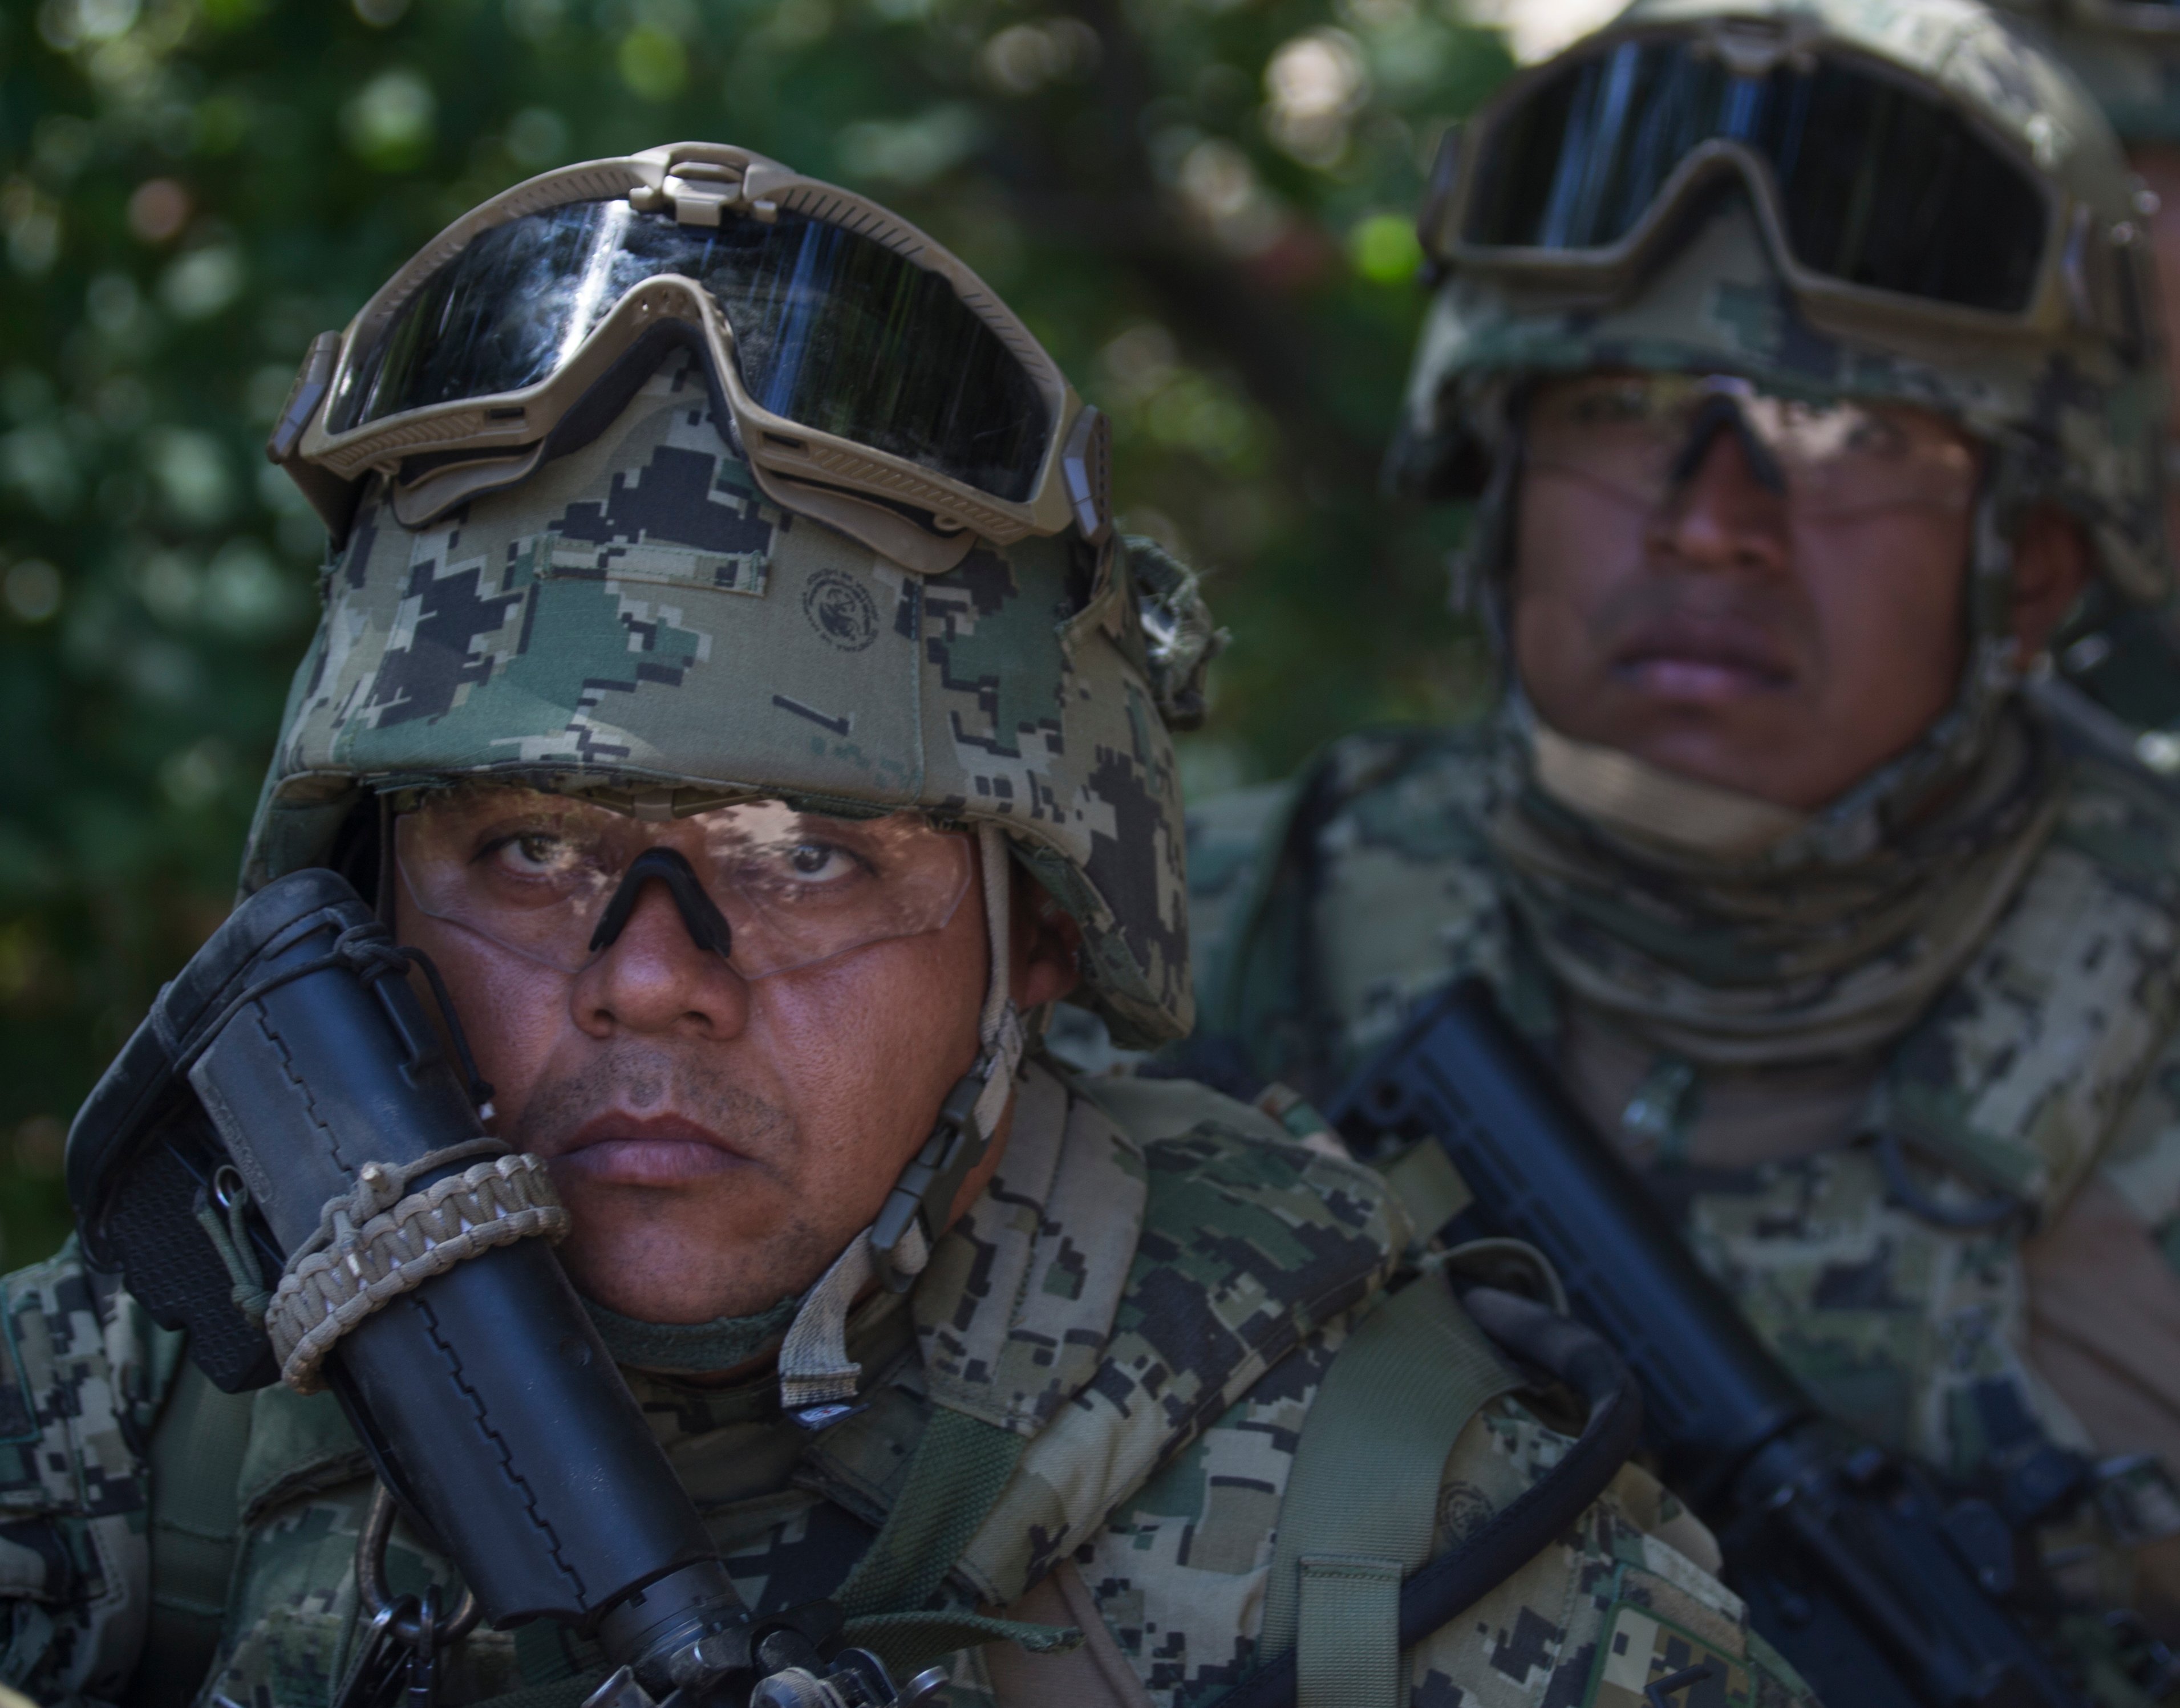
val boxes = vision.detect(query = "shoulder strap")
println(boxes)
[1259,1274,1517,1708]
[135,1357,256,1708]
[835,1407,1084,1681]
[837,1407,1024,1624]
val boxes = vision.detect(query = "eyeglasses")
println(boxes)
[269,144,1112,573]
[395,786,974,979]
[1419,22,2149,347]
[1525,372,1982,520]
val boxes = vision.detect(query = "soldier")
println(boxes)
[1984,0,2180,733]
[1184,0,2180,1690]
[0,146,1808,1708]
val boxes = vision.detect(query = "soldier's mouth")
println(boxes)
[1612,621,1794,703]
[547,1113,753,1186]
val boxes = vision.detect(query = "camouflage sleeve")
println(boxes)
[1068,1311,1816,1708]
[0,1238,178,1708]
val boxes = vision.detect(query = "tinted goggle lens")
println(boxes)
[395,789,974,978]
[329,200,1052,502]
[1465,39,2049,314]
[1525,374,1980,518]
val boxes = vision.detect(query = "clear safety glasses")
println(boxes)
[1525,372,1982,520]
[395,787,974,980]
[269,144,1111,571]
[1420,23,2146,343]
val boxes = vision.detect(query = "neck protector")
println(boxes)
[583,1292,801,1376]
[1488,695,2063,1068]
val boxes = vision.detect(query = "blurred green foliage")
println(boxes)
[0,0,1516,1264]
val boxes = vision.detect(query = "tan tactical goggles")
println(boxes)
[1417,19,2150,349]
[268,144,1112,573]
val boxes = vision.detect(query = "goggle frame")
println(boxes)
[269,143,1112,572]
[1416,21,2151,356]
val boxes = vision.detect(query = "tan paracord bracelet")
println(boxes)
[267,1150,570,1394]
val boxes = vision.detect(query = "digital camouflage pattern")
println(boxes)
[0,1256,171,1706]
[1185,721,2180,1618]
[0,1057,1815,1708]
[1402,0,2170,607]
[244,352,1193,1048]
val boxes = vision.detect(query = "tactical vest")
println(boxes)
[1192,722,2180,1485]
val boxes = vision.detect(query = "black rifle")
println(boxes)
[69,870,915,1708]
[1327,979,2097,1708]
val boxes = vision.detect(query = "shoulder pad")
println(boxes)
[1072,1073,1292,1150]
[954,1097,1404,1606]
[1193,723,1497,1053]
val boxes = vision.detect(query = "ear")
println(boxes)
[2011,504,2093,664]
[1009,869,1082,1012]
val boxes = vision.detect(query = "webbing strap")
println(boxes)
[836,1406,1027,1621]
[1295,1556,1403,1708]
[1259,1276,1517,1708]
[136,1360,256,1708]
[841,1609,1082,1680]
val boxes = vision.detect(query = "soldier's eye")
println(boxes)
[784,842,858,883]
[1841,415,1908,459]
[483,832,576,877]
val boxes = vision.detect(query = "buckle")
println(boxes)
[869,1065,992,1291]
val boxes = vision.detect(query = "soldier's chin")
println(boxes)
[559,1210,837,1329]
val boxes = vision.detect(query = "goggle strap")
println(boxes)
[780,1217,931,1431]
[865,826,1026,1294]
[975,825,1014,1049]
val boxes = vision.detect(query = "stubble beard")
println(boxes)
[506,1042,842,1321]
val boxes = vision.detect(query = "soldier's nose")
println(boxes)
[573,883,752,1041]
[1648,432,1788,577]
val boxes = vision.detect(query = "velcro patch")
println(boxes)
[541,537,769,597]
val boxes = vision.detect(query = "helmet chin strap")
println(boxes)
[777,825,1026,1429]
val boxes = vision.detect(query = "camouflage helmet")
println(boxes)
[1396,0,2170,606]
[242,348,1206,1049]
[1984,0,2180,144]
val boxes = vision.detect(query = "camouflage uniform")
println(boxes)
[1182,0,2180,1672]
[0,352,1813,1708]
[0,1065,1802,1708]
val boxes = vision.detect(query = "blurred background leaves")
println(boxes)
[0,0,1552,1261]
